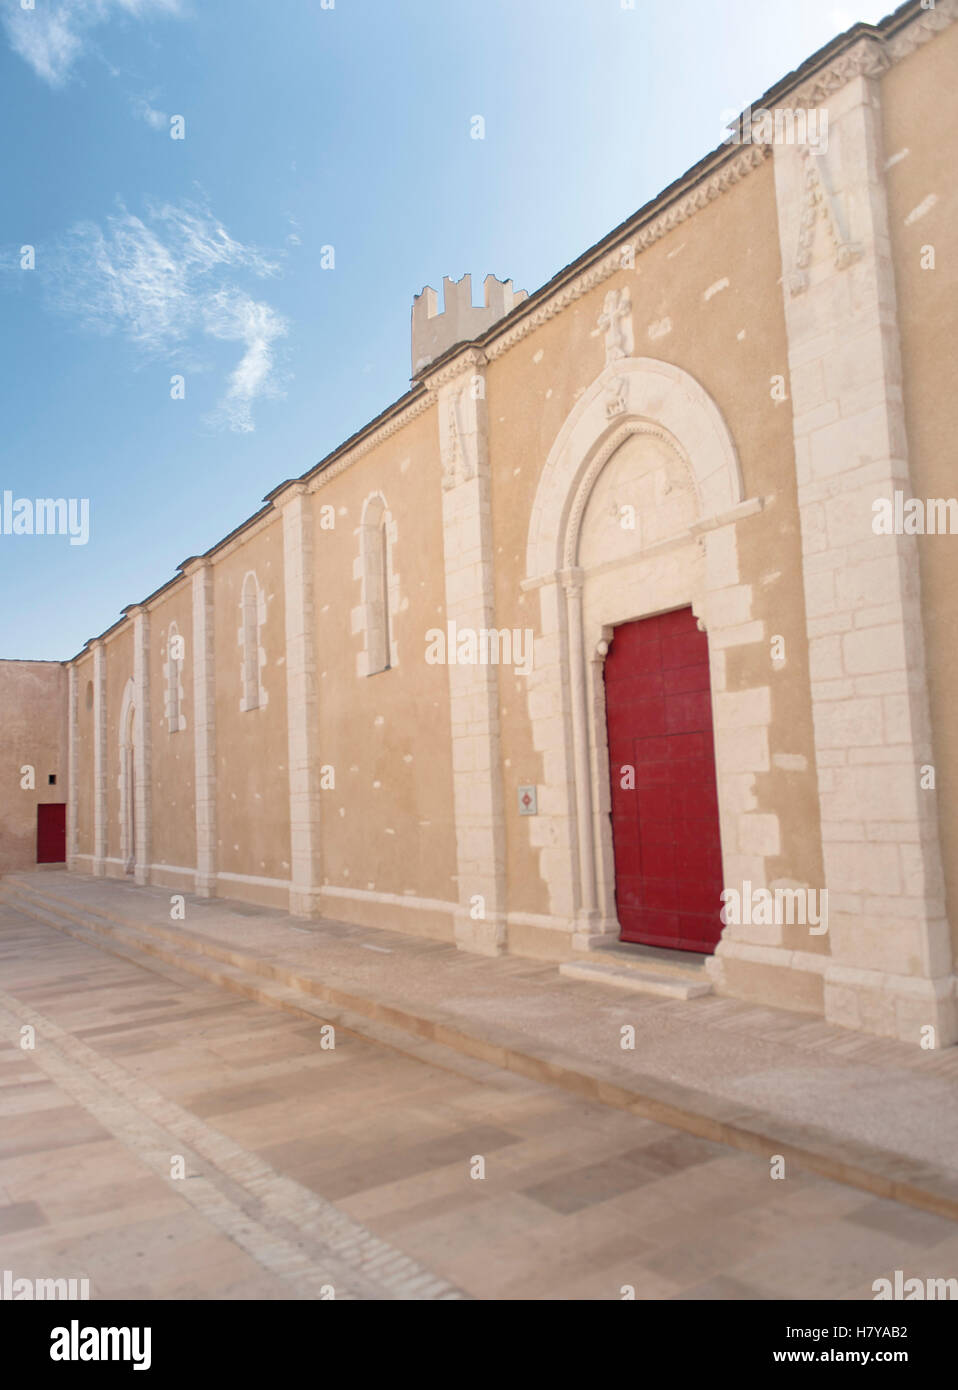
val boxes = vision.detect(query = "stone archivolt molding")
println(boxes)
[527,357,744,583]
[562,420,696,571]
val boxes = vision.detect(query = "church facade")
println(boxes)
[11,1,958,1046]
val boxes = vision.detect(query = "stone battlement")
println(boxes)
[411,273,527,377]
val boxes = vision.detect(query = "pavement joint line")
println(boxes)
[5,879,958,1224]
[0,981,465,1301]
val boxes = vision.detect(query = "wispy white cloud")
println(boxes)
[2,0,182,87]
[203,290,288,434]
[130,93,168,131]
[45,198,289,432]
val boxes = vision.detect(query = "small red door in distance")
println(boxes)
[37,803,66,863]
[605,607,724,954]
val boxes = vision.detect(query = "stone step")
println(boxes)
[2,878,285,979]
[586,939,711,980]
[558,958,712,999]
[0,883,455,1071]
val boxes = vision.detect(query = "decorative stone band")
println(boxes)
[782,7,958,114]
[308,390,436,492]
[486,149,771,366]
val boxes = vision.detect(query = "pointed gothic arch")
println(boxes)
[526,357,745,581]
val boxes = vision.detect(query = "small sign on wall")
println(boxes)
[518,785,537,816]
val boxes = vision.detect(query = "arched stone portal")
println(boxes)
[522,357,767,958]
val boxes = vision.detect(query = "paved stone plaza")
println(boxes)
[2,886,957,1301]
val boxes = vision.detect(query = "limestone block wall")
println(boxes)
[309,403,459,941]
[881,21,958,966]
[770,40,955,1043]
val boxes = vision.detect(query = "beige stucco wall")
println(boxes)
[0,661,67,872]
[312,405,459,938]
[148,582,196,885]
[881,22,958,965]
[212,517,290,904]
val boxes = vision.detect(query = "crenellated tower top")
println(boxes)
[411,273,527,377]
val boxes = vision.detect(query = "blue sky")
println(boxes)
[0,0,895,660]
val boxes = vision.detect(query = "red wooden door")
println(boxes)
[605,607,724,954]
[37,804,66,863]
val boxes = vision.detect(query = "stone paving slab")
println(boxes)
[3,900,958,1300]
[4,871,958,1223]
